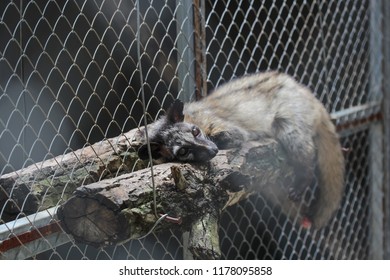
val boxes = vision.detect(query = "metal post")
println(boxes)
[0,207,70,259]
[382,0,390,260]
[175,0,196,260]
[368,0,384,260]
[176,0,196,102]
[193,0,207,100]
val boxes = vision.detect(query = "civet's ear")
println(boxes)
[166,99,184,124]
[137,142,163,160]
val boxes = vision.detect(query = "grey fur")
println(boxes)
[139,71,345,229]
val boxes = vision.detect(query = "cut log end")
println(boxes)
[56,139,296,256]
[57,196,121,247]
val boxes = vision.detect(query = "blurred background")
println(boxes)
[0,0,389,259]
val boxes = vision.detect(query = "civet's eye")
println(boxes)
[177,147,189,157]
[192,126,200,137]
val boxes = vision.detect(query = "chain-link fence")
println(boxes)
[0,0,388,259]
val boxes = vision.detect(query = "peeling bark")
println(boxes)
[0,129,145,222]
[57,140,295,259]
[1,125,295,259]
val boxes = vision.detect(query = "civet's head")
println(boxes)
[138,100,218,162]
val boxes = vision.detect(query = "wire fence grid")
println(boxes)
[0,0,388,259]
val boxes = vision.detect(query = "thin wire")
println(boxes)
[136,214,168,240]
[136,0,158,219]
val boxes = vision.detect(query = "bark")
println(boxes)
[0,129,146,222]
[57,139,295,259]
[0,123,295,259]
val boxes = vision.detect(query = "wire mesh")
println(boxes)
[0,0,387,259]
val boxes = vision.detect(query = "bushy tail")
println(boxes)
[307,118,345,228]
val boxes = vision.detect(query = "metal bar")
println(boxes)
[193,0,207,100]
[0,206,70,260]
[331,102,382,137]
[382,0,390,260]
[368,0,384,260]
[331,102,381,120]
[176,0,196,102]
[175,0,196,260]
[368,123,384,259]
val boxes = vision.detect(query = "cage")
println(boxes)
[0,0,389,260]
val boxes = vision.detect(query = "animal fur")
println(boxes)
[138,71,345,229]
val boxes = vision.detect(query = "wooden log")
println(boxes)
[188,211,221,259]
[1,118,295,259]
[0,128,147,223]
[57,139,295,259]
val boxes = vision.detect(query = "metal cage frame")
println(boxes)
[0,0,389,260]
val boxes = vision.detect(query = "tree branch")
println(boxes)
[57,139,295,259]
[0,129,145,222]
[0,125,295,259]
